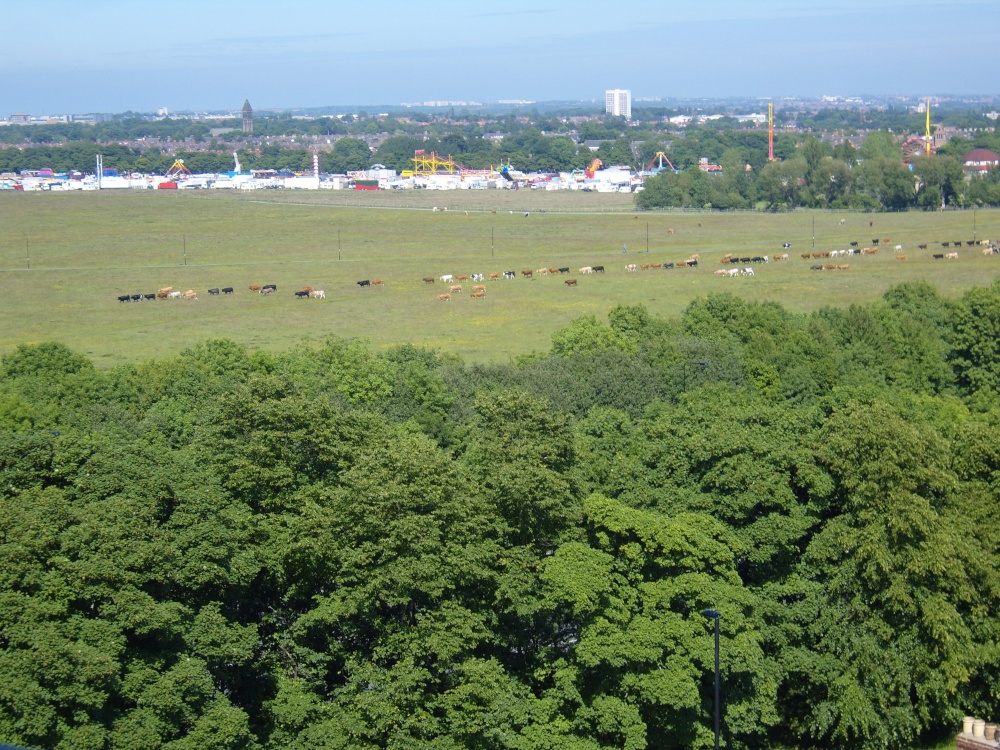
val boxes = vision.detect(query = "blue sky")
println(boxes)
[3,0,998,114]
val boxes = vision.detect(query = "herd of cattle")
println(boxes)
[117,238,998,303]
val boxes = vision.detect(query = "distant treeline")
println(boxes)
[3,279,1000,750]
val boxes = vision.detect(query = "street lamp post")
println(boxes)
[702,609,721,750]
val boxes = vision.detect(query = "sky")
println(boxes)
[3,0,998,114]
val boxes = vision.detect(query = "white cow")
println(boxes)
[310,290,325,299]
[440,274,454,282]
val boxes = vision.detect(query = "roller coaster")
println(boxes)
[410,150,495,177]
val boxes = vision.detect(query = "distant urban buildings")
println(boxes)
[605,89,631,119]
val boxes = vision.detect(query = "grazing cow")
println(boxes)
[437,293,451,301]
[676,260,688,267]
[208,288,220,295]
[933,253,944,259]
[850,241,859,247]
[883,238,891,244]
[295,290,310,298]
[143,293,156,301]
[626,263,638,271]
[423,276,436,283]
[942,242,950,247]
[117,294,131,303]
[592,265,605,273]
[372,279,384,286]
[249,285,262,292]
[983,247,995,256]
[565,278,578,286]
[456,274,469,281]
[896,255,907,261]
[667,228,675,235]
[946,252,958,260]
[801,253,811,259]
[503,270,516,279]
[470,290,486,298]
[222,287,234,294]
[449,285,463,294]
[357,280,371,288]
[894,245,903,252]
[168,290,182,299]
[861,247,877,255]
[839,219,846,225]
[918,244,928,250]
[488,272,501,280]
[872,239,880,245]
[440,274,454,283]
[823,264,837,271]
[310,290,326,299]
[521,269,533,278]
[260,287,275,295]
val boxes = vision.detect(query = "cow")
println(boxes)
[301,286,314,293]
[549,268,560,274]
[130,294,142,302]
[984,247,995,256]
[449,285,463,294]
[592,265,605,273]
[558,267,570,274]
[222,287,234,294]
[953,240,962,247]
[966,240,976,247]
[918,244,928,250]
[727,268,739,277]
[535,268,548,276]
[456,274,469,281]
[783,242,792,249]
[156,290,170,299]
[667,228,675,235]
[503,271,515,279]
[872,239,880,245]
[837,264,850,271]
[208,288,220,295]
[158,286,173,294]
[641,263,651,271]
[295,290,310,298]
[440,274,454,283]
[143,293,156,301]
[472,285,486,293]
[249,285,262,292]
[565,278,578,286]
[933,253,944,259]
[182,290,197,300]
[894,245,903,252]
[471,273,484,281]
[714,269,728,277]
[579,266,593,274]
[423,276,436,283]
[839,219,846,226]
[167,290,182,299]
[742,267,755,276]
[372,279,384,286]
[437,293,451,301]
[896,255,907,261]
[651,263,662,269]
[357,280,371,288]
[117,294,131,303]
[310,290,326,299]
[687,259,698,267]
[260,287,274,295]
[488,273,501,280]
[942,242,950,247]
[663,262,674,269]
[801,253,811,259]
[811,265,823,271]
[470,290,486,298]
[946,252,958,260]
[521,269,533,278]
[850,241,859,247]
[262,284,277,291]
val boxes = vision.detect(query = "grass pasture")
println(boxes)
[1,189,999,366]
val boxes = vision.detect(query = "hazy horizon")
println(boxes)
[5,0,998,114]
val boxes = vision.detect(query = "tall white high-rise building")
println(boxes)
[605,89,631,119]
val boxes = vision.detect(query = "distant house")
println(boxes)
[962,148,1000,172]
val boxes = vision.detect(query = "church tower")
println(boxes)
[242,99,253,134]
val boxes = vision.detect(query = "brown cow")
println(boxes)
[549,267,560,274]
[448,285,463,294]
[488,272,501,280]
[895,254,907,261]
[455,274,469,281]
[472,284,486,293]
[372,279,384,286]
[565,279,578,286]
[521,269,533,278]
[437,293,451,301]
[249,285,262,291]
[470,290,486,298]
[423,276,435,283]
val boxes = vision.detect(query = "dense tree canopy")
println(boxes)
[3,280,1000,749]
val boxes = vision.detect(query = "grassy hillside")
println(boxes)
[1,189,997,365]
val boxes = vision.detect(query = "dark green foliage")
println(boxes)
[2,282,1000,749]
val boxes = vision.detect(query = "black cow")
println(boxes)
[117,294,131,303]
[558,267,570,273]
[850,241,859,247]
[222,287,234,294]
[295,290,310,298]
[143,293,156,301]
[208,288,220,295]
[262,284,277,291]
[357,280,371,288]
[503,271,515,279]
[872,239,880,245]
[688,259,698,267]
[592,265,605,273]
[782,242,792,249]
[663,262,674,269]
[131,294,142,302]
[933,254,944,259]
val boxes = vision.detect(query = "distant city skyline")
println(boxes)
[3,0,998,114]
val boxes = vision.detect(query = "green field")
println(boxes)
[2,189,998,365]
